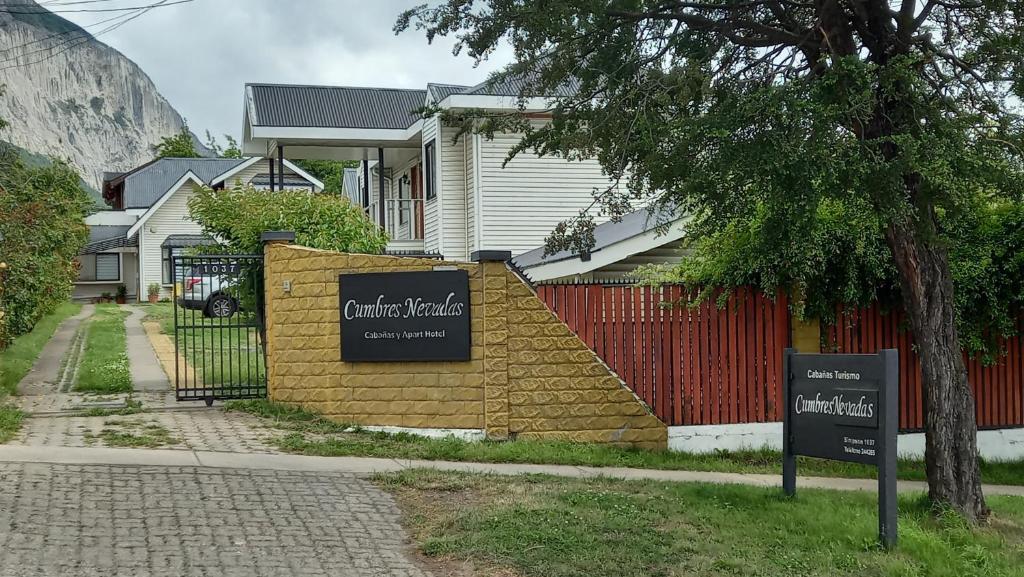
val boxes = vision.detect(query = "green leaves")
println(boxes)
[153,123,200,159]
[186,183,388,256]
[0,142,91,348]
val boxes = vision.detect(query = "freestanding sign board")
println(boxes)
[783,348,899,548]
[339,270,471,362]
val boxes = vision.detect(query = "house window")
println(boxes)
[161,247,183,284]
[95,254,120,282]
[424,140,436,201]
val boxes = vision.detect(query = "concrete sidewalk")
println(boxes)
[1,444,1022,497]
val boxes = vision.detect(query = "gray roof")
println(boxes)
[513,205,681,269]
[120,158,247,209]
[250,173,312,187]
[427,83,470,102]
[80,225,136,254]
[162,234,217,248]
[247,84,426,130]
[463,70,579,97]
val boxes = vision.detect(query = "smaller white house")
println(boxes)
[76,156,322,302]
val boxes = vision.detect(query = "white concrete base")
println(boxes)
[668,422,1024,461]
[355,425,485,442]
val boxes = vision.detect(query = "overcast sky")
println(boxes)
[62,0,512,143]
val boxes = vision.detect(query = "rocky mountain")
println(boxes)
[0,2,206,191]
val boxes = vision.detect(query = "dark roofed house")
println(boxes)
[76,156,323,303]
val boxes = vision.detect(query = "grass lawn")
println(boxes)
[227,399,1024,486]
[379,469,1024,577]
[0,302,80,395]
[75,303,132,393]
[0,406,24,443]
[138,302,264,388]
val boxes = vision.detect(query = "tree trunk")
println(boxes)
[884,218,989,523]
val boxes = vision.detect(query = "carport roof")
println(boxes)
[246,84,427,130]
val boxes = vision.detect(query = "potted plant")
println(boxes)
[98,292,113,304]
[147,283,161,304]
[115,284,127,304]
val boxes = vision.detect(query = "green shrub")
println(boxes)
[0,143,90,349]
[187,182,389,255]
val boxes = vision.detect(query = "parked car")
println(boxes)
[175,264,239,318]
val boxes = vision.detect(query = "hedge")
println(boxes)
[0,142,91,349]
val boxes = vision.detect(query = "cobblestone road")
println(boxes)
[0,463,431,577]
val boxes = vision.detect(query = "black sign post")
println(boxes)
[783,348,899,549]
[338,270,471,362]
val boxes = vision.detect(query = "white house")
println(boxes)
[75,156,322,302]
[241,80,687,273]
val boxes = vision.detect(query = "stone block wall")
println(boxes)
[263,242,666,449]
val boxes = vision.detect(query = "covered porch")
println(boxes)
[242,84,429,254]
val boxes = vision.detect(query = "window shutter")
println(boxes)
[95,254,119,281]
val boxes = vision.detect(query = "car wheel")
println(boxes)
[206,294,237,318]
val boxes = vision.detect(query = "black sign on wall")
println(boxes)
[783,349,899,549]
[338,270,471,362]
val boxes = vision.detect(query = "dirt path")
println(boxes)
[16,304,95,396]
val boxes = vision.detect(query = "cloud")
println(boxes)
[63,0,512,141]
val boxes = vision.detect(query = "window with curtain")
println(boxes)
[161,247,184,284]
[424,140,436,200]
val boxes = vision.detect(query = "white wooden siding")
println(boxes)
[438,122,468,261]
[478,130,614,256]
[422,117,440,254]
[138,182,204,299]
[465,131,476,254]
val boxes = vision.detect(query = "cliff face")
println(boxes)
[0,3,205,189]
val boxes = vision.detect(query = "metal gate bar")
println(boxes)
[171,254,266,403]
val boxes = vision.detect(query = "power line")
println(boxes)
[0,0,192,14]
[0,9,135,56]
[0,0,171,71]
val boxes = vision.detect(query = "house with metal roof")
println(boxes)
[75,156,323,302]
[241,77,686,277]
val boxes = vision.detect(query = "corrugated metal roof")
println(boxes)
[462,71,579,97]
[513,205,681,269]
[250,174,312,187]
[161,234,217,248]
[427,83,470,102]
[80,226,137,254]
[122,158,247,209]
[247,84,426,130]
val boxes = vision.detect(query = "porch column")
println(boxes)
[277,145,285,190]
[268,156,275,191]
[377,147,386,230]
[362,151,369,209]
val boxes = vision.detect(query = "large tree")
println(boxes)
[398,0,1024,521]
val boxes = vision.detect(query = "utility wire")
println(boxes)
[0,0,192,14]
[0,0,169,71]
[0,9,137,56]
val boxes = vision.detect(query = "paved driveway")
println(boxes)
[0,463,431,577]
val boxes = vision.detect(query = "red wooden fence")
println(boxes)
[824,304,1024,431]
[536,284,789,426]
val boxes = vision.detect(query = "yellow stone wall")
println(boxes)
[263,243,666,449]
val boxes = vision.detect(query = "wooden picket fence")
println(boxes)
[536,284,790,426]
[824,304,1024,431]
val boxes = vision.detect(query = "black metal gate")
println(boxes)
[171,254,266,404]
